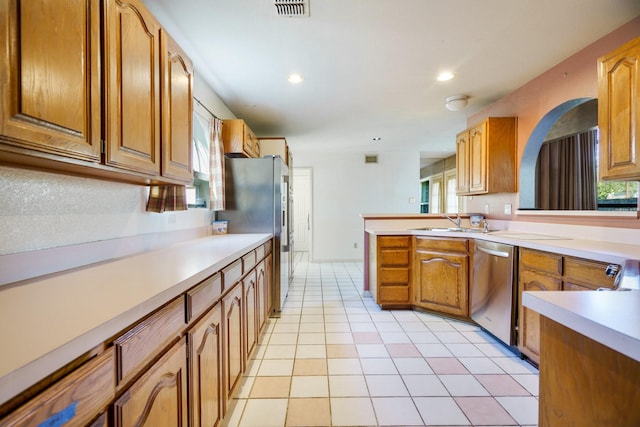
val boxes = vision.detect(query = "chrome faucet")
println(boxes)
[443,213,462,228]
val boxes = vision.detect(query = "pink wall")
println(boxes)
[463,16,640,227]
[469,15,640,165]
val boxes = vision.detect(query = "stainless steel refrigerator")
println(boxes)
[218,156,290,316]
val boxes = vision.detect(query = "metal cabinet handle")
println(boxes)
[477,246,510,258]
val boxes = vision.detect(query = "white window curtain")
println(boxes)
[209,117,225,211]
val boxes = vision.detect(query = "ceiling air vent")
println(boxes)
[365,155,378,164]
[274,0,309,17]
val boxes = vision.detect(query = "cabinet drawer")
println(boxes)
[415,236,468,253]
[379,286,410,303]
[114,297,185,385]
[378,236,410,248]
[243,250,257,272]
[222,259,243,290]
[564,257,617,290]
[519,248,562,276]
[378,269,409,285]
[379,249,410,267]
[264,240,272,254]
[0,349,115,427]
[186,273,223,322]
[256,244,265,260]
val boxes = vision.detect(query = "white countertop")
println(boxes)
[0,233,271,406]
[522,290,640,363]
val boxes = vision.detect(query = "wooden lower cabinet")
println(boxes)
[243,269,258,359]
[113,337,188,427]
[518,248,619,364]
[518,269,562,364]
[539,316,640,426]
[256,259,267,332]
[375,236,412,307]
[188,303,223,427]
[264,253,273,320]
[0,349,114,427]
[0,244,274,427]
[413,237,469,317]
[223,282,244,408]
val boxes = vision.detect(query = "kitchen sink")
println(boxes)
[411,227,486,233]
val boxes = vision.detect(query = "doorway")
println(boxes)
[292,168,312,260]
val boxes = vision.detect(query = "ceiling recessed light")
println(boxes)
[437,71,455,82]
[288,74,304,84]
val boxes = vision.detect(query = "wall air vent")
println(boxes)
[365,155,378,164]
[274,0,310,17]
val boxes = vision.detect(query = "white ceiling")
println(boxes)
[144,0,640,167]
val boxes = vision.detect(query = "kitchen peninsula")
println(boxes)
[364,213,640,425]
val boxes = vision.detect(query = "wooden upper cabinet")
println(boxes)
[104,0,161,176]
[222,119,260,158]
[0,0,101,161]
[455,130,470,194]
[468,121,488,193]
[160,30,193,183]
[259,137,291,165]
[598,35,640,181]
[455,117,517,195]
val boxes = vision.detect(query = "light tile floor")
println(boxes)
[224,252,539,427]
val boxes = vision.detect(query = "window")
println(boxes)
[444,169,458,213]
[189,103,212,208]
[420,179,429,213]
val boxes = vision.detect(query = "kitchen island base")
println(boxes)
[539,316,640,426]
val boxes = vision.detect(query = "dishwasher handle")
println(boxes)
[476,245,511,258]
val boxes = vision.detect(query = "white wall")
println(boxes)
[0,74,230,256]
[294,151,421,262]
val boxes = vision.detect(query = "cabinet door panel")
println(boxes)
[468,122,487,193]
[517,270,562,364]
[0,0,101,161]
[189,303,223,427]
[161,30,193,182]
[113,337,188,427]
[244,269,258,359]
[256,260,267,333]
[105,0,161,175]
[264,254,273,319]
[455,130,470,193]
[223,284,244,408]
[598,36,640,180]
[414,252,468,316]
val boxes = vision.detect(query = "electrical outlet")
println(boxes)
[504,203,512,215]
[484,204,490,214]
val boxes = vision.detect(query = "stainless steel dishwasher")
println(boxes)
[471,240,517,346]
